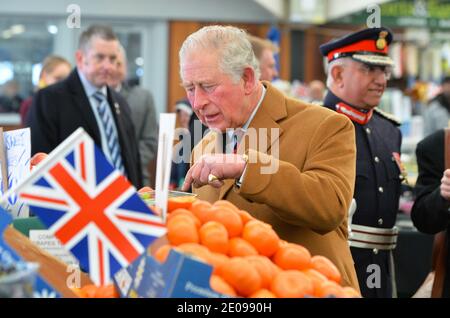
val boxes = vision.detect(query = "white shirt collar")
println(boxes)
[227,85,266,140]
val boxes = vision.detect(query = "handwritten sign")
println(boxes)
[0,128,30,218]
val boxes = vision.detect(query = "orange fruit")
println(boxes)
[199,221,229,254]
[71,287,87,298]
[208,252,229,275]
[302,269,329,297]
[237,210,254,224]
[315,280,346,298]
[245,255,278,289]
[81,284,97,298]
[242,220,280,257]
[272,243,311,271]
[210,275,237,297]
[94,284,119,298]
[167,214,199,246]
[30,152,48,166]
[153,244,172,263]
[190,200,213,224]
[167,208,201,228]
[138,186,153,193]
[167,196,196,212]
[208,207,243,238]
[278,240,289,248]
[219,257,262,297]
[270,270,314,298]
[213,200,239,212]
[310,255,341,284]
[249,289,277,298]
[177,243,212,264]
[228,237,258,257]
[342,286,361,298]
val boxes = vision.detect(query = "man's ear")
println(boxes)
[330,64,345,88]
[242,67,257,95]
[75,50,84,70]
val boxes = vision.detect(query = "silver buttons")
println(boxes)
[373,248,378,255]
[374,156,380,163]
[378,218,383,225]
[366,128,371,134]
[378,187,384,193]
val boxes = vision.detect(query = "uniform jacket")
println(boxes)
[323,91,402,298]
[191,82,359,290]
[28,69,143,188]
[411,129,450,297]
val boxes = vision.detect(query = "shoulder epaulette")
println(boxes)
[373,108,401,126]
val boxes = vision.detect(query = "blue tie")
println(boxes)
[93,91,125,173]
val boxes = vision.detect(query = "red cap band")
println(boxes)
[327,39,388,62]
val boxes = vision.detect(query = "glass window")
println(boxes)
[0,17,58,113]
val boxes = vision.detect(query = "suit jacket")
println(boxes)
[28,69,143,188]
[191,82,359,289]
[120,85,158,186]
[411,129,450,297]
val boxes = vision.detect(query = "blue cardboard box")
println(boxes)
[114,249,230,298]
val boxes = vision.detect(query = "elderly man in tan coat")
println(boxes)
[180,25,359,290]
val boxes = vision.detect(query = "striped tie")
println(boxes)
[93,91,125,173]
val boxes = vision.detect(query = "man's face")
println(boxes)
[108,51,127,89]
[259,48,278,82]
[76,36,119,88]
[181,51,249,132]
[339,60,389,109]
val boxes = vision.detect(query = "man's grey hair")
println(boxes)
[179,25,260,83]
[78,25,118,52]
[325,57,351,87]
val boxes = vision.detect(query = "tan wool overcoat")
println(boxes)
[191,82,359,290]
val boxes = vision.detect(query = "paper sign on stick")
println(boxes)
[155,113,176,223]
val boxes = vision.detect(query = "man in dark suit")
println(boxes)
[320,27,404,298]
[411,129,450,297]
[28,25,142,188]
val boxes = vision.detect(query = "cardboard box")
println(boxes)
[114,248,229,298]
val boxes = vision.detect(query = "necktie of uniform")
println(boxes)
[93,91,125,173]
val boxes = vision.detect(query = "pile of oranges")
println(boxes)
[71,284,119,298]
[154,199,361,298]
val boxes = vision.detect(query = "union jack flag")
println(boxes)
[4,128,166,286]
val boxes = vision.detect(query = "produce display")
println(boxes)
[152,199,361,298]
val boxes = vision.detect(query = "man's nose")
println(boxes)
[103,58,116,71]
[192,87,208,110]
[373,69,388,84]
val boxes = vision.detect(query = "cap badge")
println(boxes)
[376,31,388,50]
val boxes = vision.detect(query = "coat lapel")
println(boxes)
[218,82,286,199]
[68,70,101,144]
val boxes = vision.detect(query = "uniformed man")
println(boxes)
[320,27,404,298]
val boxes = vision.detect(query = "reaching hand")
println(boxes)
[440,169,450,201]
[182,153,247,191]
